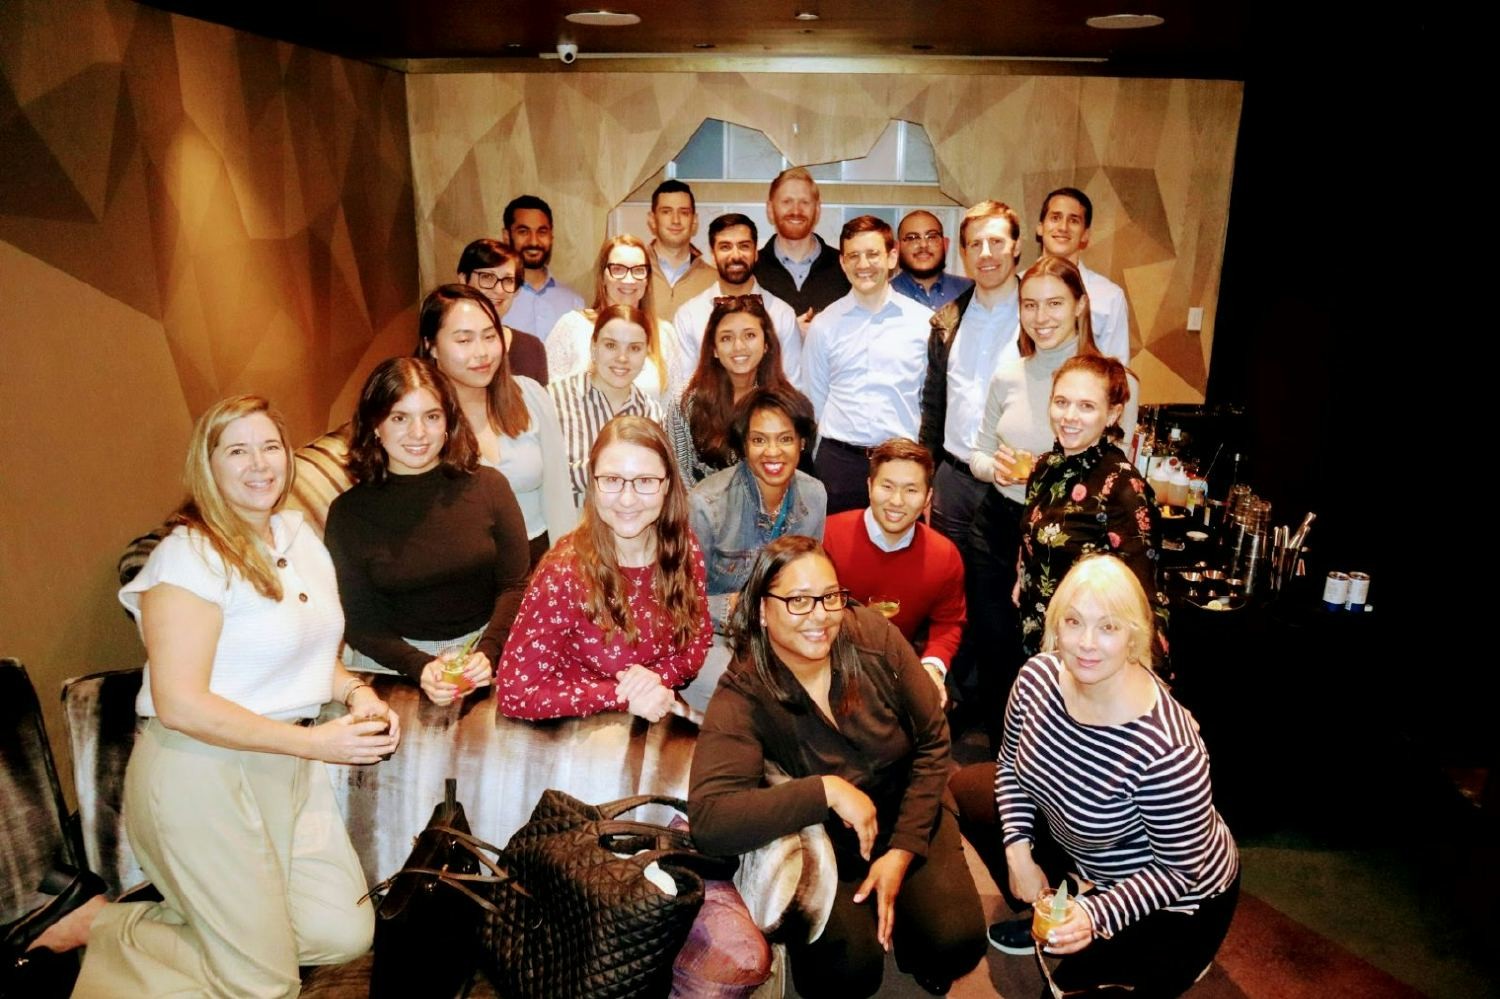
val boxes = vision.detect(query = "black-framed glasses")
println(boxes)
[604,263,650,281]
[471,272,518,293]
[593,474,665,495]
[764,589,851,615]
[900,230,943,245]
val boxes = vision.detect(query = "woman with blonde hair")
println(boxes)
[69,395,397,996]
[498,415,710,721]
[952,554,1238,997]
[544,233,680,402]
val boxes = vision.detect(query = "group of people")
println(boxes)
[46,169,1238,999]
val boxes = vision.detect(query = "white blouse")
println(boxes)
[120,512,341,719]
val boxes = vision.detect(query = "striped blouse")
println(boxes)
[996,654,1239,939]
[547,372,664,506]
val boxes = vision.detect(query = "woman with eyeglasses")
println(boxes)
[544,234,680,403]
[688,536,986,998]
[497,415,710,721]
[456,237,549,385]
[325,358,530,705]
[666,294,809,486]
[417,284,574,569]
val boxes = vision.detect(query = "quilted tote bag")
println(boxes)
[437,790,736,999]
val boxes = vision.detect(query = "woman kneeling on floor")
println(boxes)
[689,536,986,997]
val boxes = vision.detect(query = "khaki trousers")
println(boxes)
[73,720,372,998]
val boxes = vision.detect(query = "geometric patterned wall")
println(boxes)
[407,71,1241,404]
[0,0,418,797]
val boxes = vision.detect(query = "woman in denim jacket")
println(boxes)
[684,387,826,712]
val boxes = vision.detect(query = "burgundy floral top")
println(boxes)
[497,535,712,719]
[1018,439,1161,654]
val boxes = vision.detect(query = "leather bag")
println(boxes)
[434,790,736,999]
[369,779,481,999]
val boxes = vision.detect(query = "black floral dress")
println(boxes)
[1017,439,1162,653]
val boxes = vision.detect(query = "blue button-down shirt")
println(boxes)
[891,269,975,312]
[773,239,817,290]
[800,289,932,447]
[507,273,585,342]
[943,287,1021,462]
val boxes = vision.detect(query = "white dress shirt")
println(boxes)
[942,287,1021,463]
[1078,260,1130,366]
[673,280,802,385]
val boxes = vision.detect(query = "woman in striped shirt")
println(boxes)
[954,554,1238,997]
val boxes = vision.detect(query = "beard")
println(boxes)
[718,260,752,285]
[521,245,552,270]
[904,261,944,281]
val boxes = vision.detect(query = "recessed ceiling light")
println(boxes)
[694,42,715,49]
[912,43,934,51]
[1085,13,1165,29]
[565,10,642,27]
[794,11,820,21]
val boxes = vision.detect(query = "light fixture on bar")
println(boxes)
[1085,13,1165,29]
[565,10,642,26]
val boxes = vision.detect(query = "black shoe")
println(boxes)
[912,971,952,995]
[987,914,1034,955]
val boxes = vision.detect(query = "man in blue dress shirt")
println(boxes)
[891,210,973,311]
[800,215,933,515]
[502,194,584,342]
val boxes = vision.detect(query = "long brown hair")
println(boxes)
[549,415,702,649]
[346,357,479,485]
[587,235,667,393]
[683,296,796,467]
[1016,255,1099,358]
[169,395,291,600]
[417,284,530,438]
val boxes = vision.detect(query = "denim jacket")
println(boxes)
[689,462,828,630]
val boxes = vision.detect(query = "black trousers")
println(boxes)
[787,807,987,998]
[812,437,873,516]
[950,762,1240,999]
[965,488,1028,749]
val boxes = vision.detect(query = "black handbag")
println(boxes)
[369,779,482,999]
[432,790,736,999]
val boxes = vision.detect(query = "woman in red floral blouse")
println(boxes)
[497,415,711,720]
[1016,355,1160,654]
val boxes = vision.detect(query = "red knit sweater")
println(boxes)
[821,510,966,670]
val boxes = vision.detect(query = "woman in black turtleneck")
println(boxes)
[324,357,529,705]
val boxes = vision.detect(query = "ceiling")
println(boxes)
[136,1,1255,79]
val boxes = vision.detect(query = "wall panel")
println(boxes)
[0,0,419,797]
[407,70,1242,404]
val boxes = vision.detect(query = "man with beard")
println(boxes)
[673,213,801,381]
[752,167,850,326]
[502,194,583,342]
[801,215,931,515]
[822,438,964,709]
[891,210,973,311]
[645,179,717,322]
[1035,186,1130,365]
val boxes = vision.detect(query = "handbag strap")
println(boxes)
[594,794,690,820]
[596,819,695,854]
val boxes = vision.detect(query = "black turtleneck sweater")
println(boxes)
[324,465,529,679]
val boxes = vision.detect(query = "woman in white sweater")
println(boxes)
[419,284,576,568]
[544,234,680,404]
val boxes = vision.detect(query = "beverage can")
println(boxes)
[1322,571,1350,611]
[1345,572,1370,610]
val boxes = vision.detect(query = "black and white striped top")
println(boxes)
[997,654,1239,938]
[547,372,664,506]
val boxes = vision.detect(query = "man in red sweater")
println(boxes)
[822,438,966,707]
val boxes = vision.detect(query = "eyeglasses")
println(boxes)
[842,250,889,265]
[900,231,943,245]
[471,272,518,293]
[593,474,665,495]
[713,295,761,309]
[764,589,851,615]
[605,263,650,281]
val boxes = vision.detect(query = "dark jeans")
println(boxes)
[950,763,1240,999]
[812,437,872,516]
[965,489,1027,749]
[787,807,986,998]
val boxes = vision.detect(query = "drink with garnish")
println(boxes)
[438,632,482,696]
[1032,882,1077,946]
[868,595,901,619]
